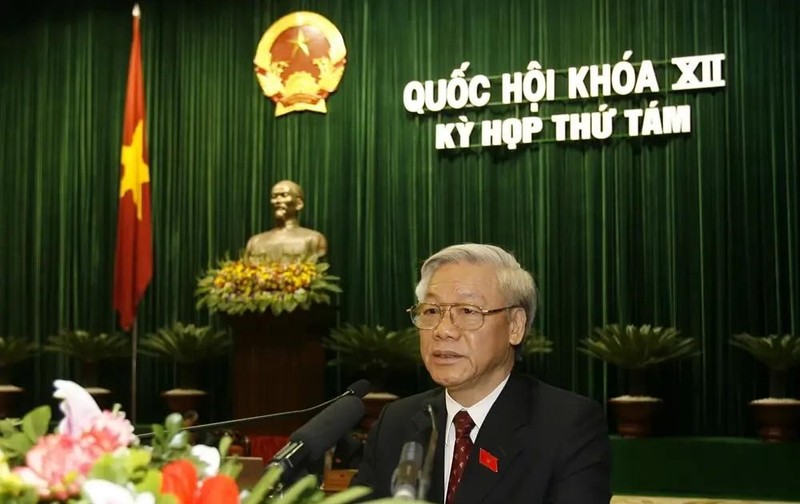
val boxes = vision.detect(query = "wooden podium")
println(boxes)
[224,306,336,436]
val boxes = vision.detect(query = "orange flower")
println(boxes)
[160,460,240,504]
[197,475,240,504]
[161,459,197,504]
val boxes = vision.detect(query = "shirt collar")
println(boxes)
[444,373,511,437]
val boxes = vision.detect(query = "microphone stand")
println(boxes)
[136,391,348,440]
[418,403,438,500]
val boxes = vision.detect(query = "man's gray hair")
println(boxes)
[414,243,538,331]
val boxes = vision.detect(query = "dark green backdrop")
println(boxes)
[0,0,798,435]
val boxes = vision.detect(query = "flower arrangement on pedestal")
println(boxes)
[195,257,341,316]
[0,381,397,504]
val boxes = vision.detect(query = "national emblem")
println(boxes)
[253,11,347,116]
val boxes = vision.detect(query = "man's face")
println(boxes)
[418,262,525,404]
[270,182,301,220]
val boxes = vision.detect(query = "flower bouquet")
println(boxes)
[0,380,405,504]
[195,257,341,316]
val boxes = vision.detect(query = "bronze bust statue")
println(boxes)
[245,180,328,261]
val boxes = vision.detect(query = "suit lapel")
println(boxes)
[454,376,531,504]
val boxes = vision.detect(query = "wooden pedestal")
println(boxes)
[224,307,335,436]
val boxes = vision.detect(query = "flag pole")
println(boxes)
[131,318,138,425]
[116,1,148,427]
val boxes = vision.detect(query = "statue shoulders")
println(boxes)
[294,226,328,255]
[249,226,325,240]
[246,229,278,248]
[294,226,326,241]
[245,226,327,259]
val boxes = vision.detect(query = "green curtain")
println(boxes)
[0,0,797,434]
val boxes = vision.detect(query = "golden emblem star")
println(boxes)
[119,120,150,220]
[289,28,310,57]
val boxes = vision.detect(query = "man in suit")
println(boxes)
[350,243,611,503]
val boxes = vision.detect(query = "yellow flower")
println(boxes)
[0,450,27,496]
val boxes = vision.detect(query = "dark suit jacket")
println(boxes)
[350,374,611,503]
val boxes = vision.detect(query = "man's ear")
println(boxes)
[296,197,305,211]
[508,308,526,346]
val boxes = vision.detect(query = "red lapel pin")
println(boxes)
[479,448,498,473]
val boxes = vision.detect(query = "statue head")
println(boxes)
[270,180,304,223]
[246,179,327,260]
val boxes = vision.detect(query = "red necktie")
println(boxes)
[446,410,475,504]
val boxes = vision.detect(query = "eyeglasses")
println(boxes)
[406,302,520,330]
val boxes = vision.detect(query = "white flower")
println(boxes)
[168,431,189,448]
[82,480,155,504]
[53,380,102,438]
[191,444,221,477]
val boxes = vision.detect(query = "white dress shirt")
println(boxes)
[442,374,510,496]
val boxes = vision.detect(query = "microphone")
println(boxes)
[136,379,371,439]
[345,379,372,398]
[391,441,424,499]
[267,394,365,484]
[391,401,438,500]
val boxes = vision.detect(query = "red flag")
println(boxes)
[113,4,152,331]
[479,448,498,473]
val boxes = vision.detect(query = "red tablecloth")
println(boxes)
[248,435,290,462]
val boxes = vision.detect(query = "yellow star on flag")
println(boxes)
[119,120,150,220]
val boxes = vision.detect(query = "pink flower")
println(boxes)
[14,433,94,499]
[11,381,139,500]
[85,410,137,451]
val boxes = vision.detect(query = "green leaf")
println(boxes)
[125,448,153,472]
[1,432,33,457]
[134,468,163,495]
[21,405,50,442]
[150,424,165,440]
[139,323,231,365]
[0,486,39,504]
[284,298,299,312]
[731,333,800,371]
[276,473,318,501]
[0,336,39,368]
[44,329,130,362]
[580,323,699,369]
[89,453,127,484]
[321,486,373,503]
[217,435,232,458]
[242,465,284,504]
[156,494,179,504]
[0,418,19,436]
[322,324,421,374]
[218,456,242,479]
[520,329,554,356]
